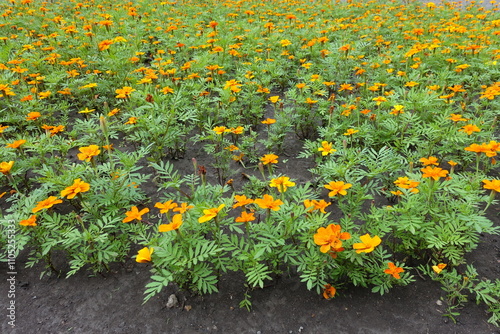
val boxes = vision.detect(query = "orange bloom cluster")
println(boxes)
[464,141,500,159]
[313,224,351,256]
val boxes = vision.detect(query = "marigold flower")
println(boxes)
[26,111,41,121]
[20,215,37,226]
[314,224,351,254]
[77,145,101,162]
[483,179,500,192]
[198,204,225,223]
[269,96,280,104]
[419,156,439,166]
[124,117,138,125]
[115,86,135,99]
[32,196,63,213]
[322,284,336,299]
[123,206,149,223]
[233,195,254,208]
[269,176,296,193]
[61,178,90,199]
[260,154,279,165]
[318,141,336,156]
[0,161,14,175]
[155,200,178,213]
[254,194,283,211]
[393,177,419,193]
[261,118,276,125]
[384,262,404,279]
[459,124,480,135]
[136,247,153,263]
[421,166,449,181]
[432,263,447,274]
[324,181,352,197]
[6,139,26,149]
[173,202,194,213]
[159,214,183,232]
[235,211,255,223]
[353,234,381,254]
[343,129,359,136]
[213,126,230,135]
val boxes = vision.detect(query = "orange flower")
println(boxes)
[261,118,276,125]
[384,262,404,279]
[124,117,138,125]
[254,194,283,211]
[421,166,449,180]
[0,161,14,175]
[32,196,63,213]
[419,156,439,166]
[314,224,351,254]
[26,111,41,121]
[213,126,230,135]
[458,124,480,135]
[136,247,153,263]
[353,234,381,254]
[198,204,225,223]
[123,206,149,223]
[20,215,37,226]
[233,195,254,208]
[60,178,90,199]
[269,176,295,193]
[173,202,194,213]
[324,181,352,197]
[393,177,419,193]
[159,214,183,232]
[260,154,278,165]
[322,284,336,299]
[155,200,178,214]
[6,139,26,149]
[77,145,101,162]
[483,179,500,192]
[318,141,336,156]
[235,211,255,223]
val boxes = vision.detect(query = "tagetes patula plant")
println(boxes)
[384,262,404,279]
[123,206,149,223]
[318,141,336,156]
[77,145,101,162]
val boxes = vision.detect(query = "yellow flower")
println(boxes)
[353,234,381,253]
[77,145,101,162]
[173,203,194,213]
[136,247,153,263]
[78,107,95,114]
[419,156,439,166]
[343,129,359,136]
[198,204,225,223]
[269,96,280,104]
[159,214,183,232]
[213,126,230,135]
[0,161,14,175]
[324,181,352,197]
[318,141,336,156]
[261,118,276,125]
[432,263,447,274]
[269,176,296,193]
[61,178,90,199]
[123,206,149,223]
